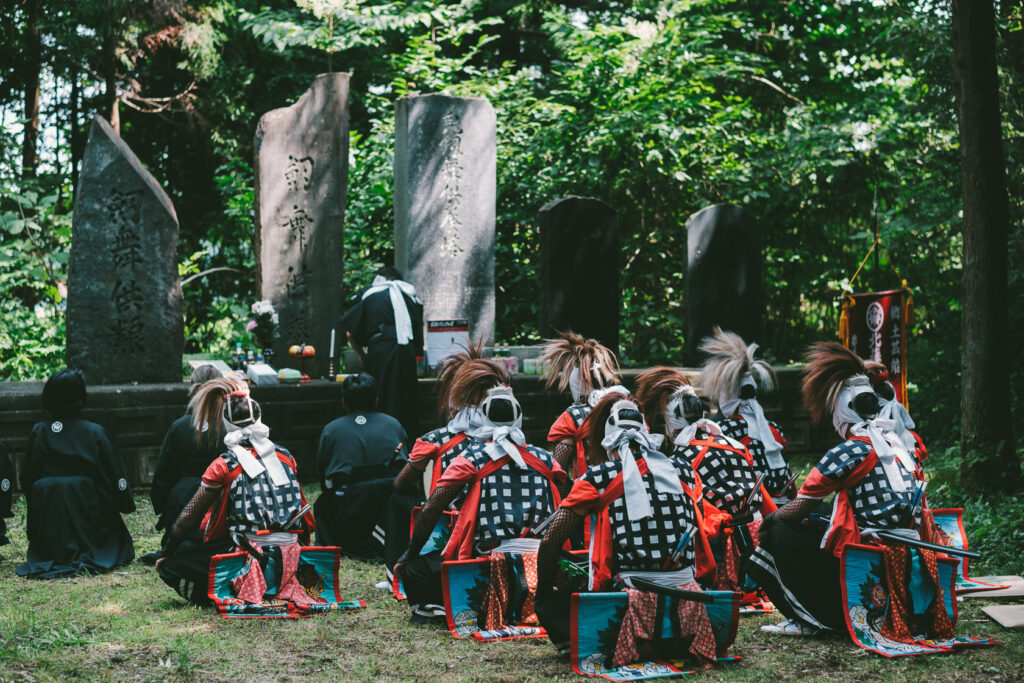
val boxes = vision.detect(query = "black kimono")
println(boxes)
[17,419,135,578]
[336,286,424,433]
[151,415,224,544]
[0,440,13,546]
[313,410,409,558]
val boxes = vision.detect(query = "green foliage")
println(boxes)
[926,445,1024,576]
[0,179,70,380]
[0,0,1020,464]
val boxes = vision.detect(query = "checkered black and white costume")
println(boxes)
[547,403,594,478]
[579,458,699,573]
[459,443,559,548]
[213,446,305,535]
[671,434,761,517]
[718,416,793,496]
[813,439,917,529]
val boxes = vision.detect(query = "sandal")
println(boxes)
[760,618,817,636]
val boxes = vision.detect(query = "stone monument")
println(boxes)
[394,94,496,344]
[539,196,619,350]
[684,203,763,365]
[67,115,184,384]
[255,73,349,378]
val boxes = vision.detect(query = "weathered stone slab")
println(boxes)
[255,73,349,377]
[539,196,619,350]
[394,94,495,344]
[67,115,184,384]
[684,204,763,364]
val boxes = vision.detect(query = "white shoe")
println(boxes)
[375,580,391,591]
[760,618,816,636]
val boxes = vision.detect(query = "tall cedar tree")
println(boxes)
[951,0,1020,492]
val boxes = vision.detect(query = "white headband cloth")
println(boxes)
[223,418,290,488]
[363,275,420,345]
[458,385,528,469]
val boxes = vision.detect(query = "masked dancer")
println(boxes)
[534,393,726,666]
[394,367,565,622]
[750,343,939,638]
[541,331,626,480]
[699,328,795,500]
[157,377,328,612]
[634,367,776,594]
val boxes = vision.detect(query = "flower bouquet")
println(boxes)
[248,300,279,364]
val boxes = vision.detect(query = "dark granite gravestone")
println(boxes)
[255,73,349,378]
[66,116,184,384]
[394,94,496,344]
[539,196,619,350]
[684,203,763,364]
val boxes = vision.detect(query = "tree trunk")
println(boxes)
[952,0,1020,492]
[21,0,42,179]
[71,65,81,193]
[102,30,119,133]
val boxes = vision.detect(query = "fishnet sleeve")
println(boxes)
[406,484,462,558]
[394,461,424,494]
[772,496,820,523]
[171,485,220,539]
[552,438,576,473]
[536,507,584,594]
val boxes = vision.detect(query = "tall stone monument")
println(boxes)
[255,73,349,378]
[539,196,619,350]
[67,116,184,384]
[684,203,763,365]
[394,94,496,344]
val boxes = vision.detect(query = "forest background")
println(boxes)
[0,0,1021,459]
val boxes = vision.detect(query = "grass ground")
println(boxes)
[0,488,1021,682]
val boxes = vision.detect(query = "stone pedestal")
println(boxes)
[684,204,763,364]
[539,196,619,350]
[255,73,350,378]
[67,115,184,384]
[394,94,496,344]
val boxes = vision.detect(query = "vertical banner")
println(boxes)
[842,289,909,406]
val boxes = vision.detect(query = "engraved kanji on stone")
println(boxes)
[284,155,314,192]
[112,279,143,310]
[111,312,144,353]
[440,112,464,257]
[280,204,313,250]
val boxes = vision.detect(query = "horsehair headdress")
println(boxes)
[583,389,633,466]
[698,327,775,405]
[447,358,510,411]
[801,342,868,425]
[189,376,256,445]
[633,366,691,428]
[435,338,487,417]
[539,331,620,395]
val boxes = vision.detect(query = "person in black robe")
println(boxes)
[314,372,411,559]
[17,369,135,579]
[336,266,424,435]
[0,440,13,547]
[141,364,225,565]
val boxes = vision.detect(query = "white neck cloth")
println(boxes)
[363,276,419,345]
[720,376,785,469]
[475,412,528,469]
[601,424,681,521]
[832,383,913,492]
[877,395,917,453]
[223,419,290,487]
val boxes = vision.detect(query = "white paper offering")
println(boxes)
[426,319,471,368]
